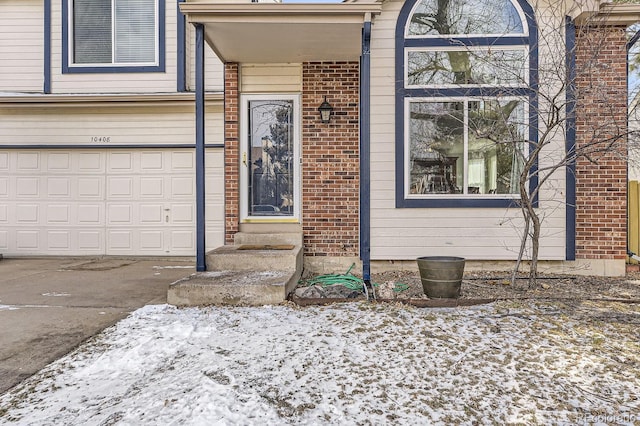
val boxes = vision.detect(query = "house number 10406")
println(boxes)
[91,136,111,143]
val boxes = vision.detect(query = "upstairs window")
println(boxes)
[63,0,165,73]
[395,0,537,208]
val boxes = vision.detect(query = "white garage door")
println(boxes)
[0,149,224,256]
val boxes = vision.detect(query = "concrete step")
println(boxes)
[234,232,303,247]
[167,269,301,306]
[205,244,302,273]
[168,232,304,306]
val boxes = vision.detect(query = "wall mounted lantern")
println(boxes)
[318,97,333,123]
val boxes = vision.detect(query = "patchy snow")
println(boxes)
[1,301,638,425]
[41,293,71,297]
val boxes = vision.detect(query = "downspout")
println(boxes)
[195,23,207,271]
[360,16,372,290]
[627,29,640,262]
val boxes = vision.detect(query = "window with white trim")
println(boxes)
[396,0,537,207]
[64,0,163,72]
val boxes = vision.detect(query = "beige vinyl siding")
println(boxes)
[369,0,566,261]
[240,64,303,93]
[186,25,224,92]
[0,104,223,146]
[50,0,178,93]
[0,0,44,93]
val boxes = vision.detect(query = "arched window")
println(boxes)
[395,0,537,208]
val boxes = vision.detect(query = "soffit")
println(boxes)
[179,3,381,63]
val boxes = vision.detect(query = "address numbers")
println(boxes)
[91,136,111,143]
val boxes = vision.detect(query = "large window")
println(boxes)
[63,0,165,73]
[396,0,537,207]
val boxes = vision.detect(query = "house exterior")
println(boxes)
[2,0,639,278]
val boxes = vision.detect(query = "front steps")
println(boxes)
[168,232,303,306]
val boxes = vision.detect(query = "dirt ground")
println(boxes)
[371,270,640,301]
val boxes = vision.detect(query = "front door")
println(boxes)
[240,95,300,222]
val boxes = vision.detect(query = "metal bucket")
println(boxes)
[416,256,465,299]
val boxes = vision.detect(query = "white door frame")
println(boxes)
[239,94,301,223]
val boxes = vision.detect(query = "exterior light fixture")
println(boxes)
[318,96,333,123]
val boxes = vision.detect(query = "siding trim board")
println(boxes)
[44,0,51,93]
[177,0,186,92]
[394,0,539,209]
[61,0,166,74]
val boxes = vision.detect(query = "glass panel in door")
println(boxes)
[247,100,294,217]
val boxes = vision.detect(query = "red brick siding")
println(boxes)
[574,26,628,260]
[224,63,239,244]
[302,62,360,257]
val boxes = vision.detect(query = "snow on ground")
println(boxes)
[0,301,639,425]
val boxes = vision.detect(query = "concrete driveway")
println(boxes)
[0,257,195,395]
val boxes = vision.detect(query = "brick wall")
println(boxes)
[224,63,239,244]
[302,62,360,257]
[574,25,628,260]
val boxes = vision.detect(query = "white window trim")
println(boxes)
[67,0,160,68]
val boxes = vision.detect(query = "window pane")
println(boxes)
[407,49,526,86]
[409,102,464,194]
[115,0,156,63]
[408,0,524,36]
[73,0,112,64]
[467,100,526,194]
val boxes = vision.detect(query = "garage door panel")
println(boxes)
[16,204,39,223]
[108,177,133,198]
[171,151,194,169]
[140,177,164,197]
[47,177,71,197]
[171,204,193,223]
[77,152,104,172]
[140,152,163,169]
[107,204,133,224]
[0,230,7,249]
[47,204,70,224]
[17,152,39,170]
[0,177,8,197]
[47,231,71,250]
[0,152,8,169]
[108,230,133,250]
[108,152,133,171]
[47,152,71,171]
[78,204,103,224]
[78,177,103,198]
[171,230,194,250]
[78,230,102,250]
[16,230,39,249]
[171,177,194,197]
[139,204,164,224]
[16,177,39,197]
[140,231,164,250]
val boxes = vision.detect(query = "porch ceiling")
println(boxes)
[179,3,381,63]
